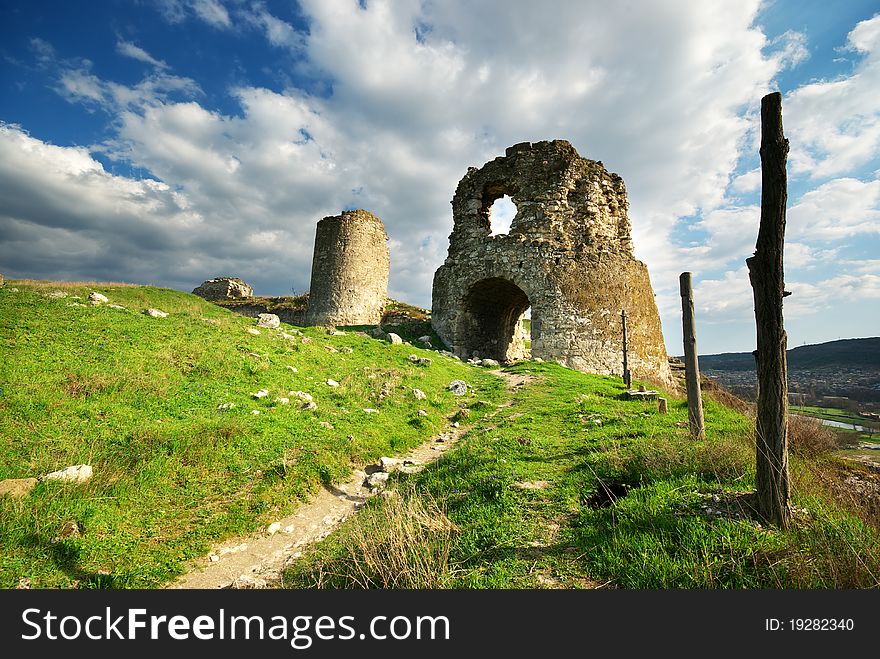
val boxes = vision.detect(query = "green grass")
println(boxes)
[0,281,503,588]
[286,362,880,589]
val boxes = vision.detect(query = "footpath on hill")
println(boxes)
[170,371,532,589]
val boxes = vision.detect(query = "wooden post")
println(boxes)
[679,272,705,440]
[658,397,668,414]
[621,310,631,389]
[746,91,792,529]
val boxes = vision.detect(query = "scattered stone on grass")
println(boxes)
[88,292,109,303]
[387,333,403,345]
[300,401,318,411]
[144,308,169,318]
[0,478,38,498]
[413,388,427,400]
[252,389,269,399]
[247,328,261,335]
[326,379,339,387]
[257,313,280,329]
[449,380,468,396]
[43,464,93,484]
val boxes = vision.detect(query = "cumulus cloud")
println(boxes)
[784,14,880,178]
[788,176,880,239]
[4,1,877,354]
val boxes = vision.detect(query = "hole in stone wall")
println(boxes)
[489,195,517,236]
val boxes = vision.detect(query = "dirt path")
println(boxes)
[169,369,530,589]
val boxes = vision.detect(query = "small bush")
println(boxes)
[788,415,839,458]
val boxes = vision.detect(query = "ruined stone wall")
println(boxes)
[305,209,389,326]
[432,140,673,386]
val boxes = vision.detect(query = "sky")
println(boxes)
[1,0,879,356]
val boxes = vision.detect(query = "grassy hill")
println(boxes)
[2,280,879,589]
[0,280,503,587]
[698,337,880,371]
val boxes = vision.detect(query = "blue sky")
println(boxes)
[1,0,878,355]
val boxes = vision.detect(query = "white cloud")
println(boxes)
[784,14,880,178]
[192,0,231,28]
[157,0,231,29]
[788,176,880,239]
[730,167,761,193]
[243,3,305,51]
[116,41,168,70]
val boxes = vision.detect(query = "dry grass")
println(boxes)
[10,279,143,290]
[285,490,458,589]
[788,414,840,458]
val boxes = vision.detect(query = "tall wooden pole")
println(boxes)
[746,91,792,529]
[621,310,631,389]
[679,272,705,440]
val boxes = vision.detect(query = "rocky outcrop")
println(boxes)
[192,277,254,301]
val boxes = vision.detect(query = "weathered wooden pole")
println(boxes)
[621,310,631,388]
[679,272,705,440]
[746,91,792,529]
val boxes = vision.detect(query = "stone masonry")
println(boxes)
[431,140,673,386]
[305,209,390,326]
[192,277,253,301]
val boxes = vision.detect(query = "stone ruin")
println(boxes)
[305,209,390,326]
[431,140,673,385]
[192,276,253,301]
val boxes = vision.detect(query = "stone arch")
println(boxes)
[456,277,531,362]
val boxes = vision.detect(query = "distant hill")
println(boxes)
[696,337,880,371]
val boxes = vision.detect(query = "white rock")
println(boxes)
[326,379,339,387]
[247,328,261,335]
[144,308,168,318]
[408,354,420,363]
[413,388,427,400]
[285,365,298,372]
[363,408,380,414]
[482,358,500,367]
[266,522,282,535]
[88,292,109,303]
[290,391,313,402]
[366,472,390,488]
[418,335,432,345]
[217,402,236,410]
[418,409,428,417]
[301,401,318,411]
[449,380,468,396]
[274,397,290,405]
[251,410,261,415]
[209,554,220,562]
[387,333,403,345]
[107,304,127,310]
[43,464,93,484]
[257,313,280,329]
[380,457,404,472]
[252,389,269,399]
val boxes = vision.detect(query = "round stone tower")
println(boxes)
[305,209,389,326]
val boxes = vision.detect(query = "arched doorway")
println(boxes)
[456,277,531,362]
